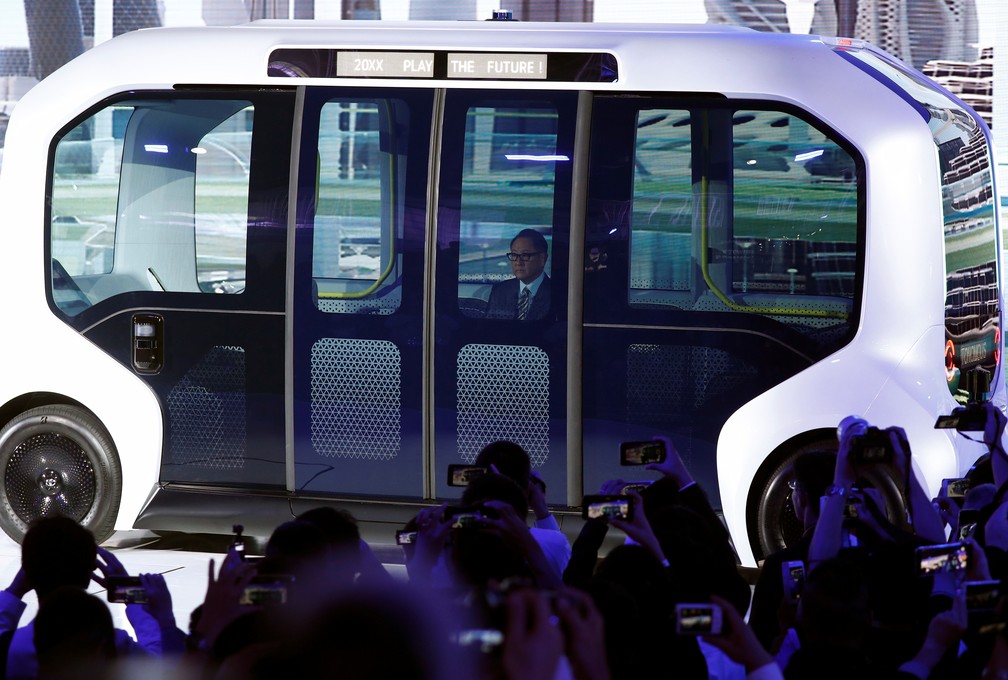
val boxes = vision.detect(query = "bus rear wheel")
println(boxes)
[0,405,121,544]
[752,436,910,562]
[754,451,811,561]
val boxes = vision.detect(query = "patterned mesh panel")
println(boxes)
[691,345,758,408]
[627,344,688,425]
[311,338,401,460]
[457,344,550,466]
[627,343,758,421]
[168,346,247,469]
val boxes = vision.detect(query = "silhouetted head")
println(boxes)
[473,441,532,491]
[34,586,115,680]
[21,517,96,598]
[461,473,528,517]
[297,506,362,579]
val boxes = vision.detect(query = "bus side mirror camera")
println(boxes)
[132,313,164,374]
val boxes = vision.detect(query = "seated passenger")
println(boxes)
[485,228,552,321]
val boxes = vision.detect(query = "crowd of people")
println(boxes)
[4,406,1008,679]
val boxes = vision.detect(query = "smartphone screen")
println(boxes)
[781,560,805,604]
[454,628,504,653]
[106,576,147,604]
[620,481,653,495]
[675,603,722,635]
[942,477,971,499]
[916,542,969,576]
[240,575,293,606]
[447,464,488,487]
[396,530,417,545]
[443,505,498,529]
[620,440,667,466]
[582,495,632,521]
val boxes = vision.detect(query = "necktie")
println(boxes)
[517,287,531,320]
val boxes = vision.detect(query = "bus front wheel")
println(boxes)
[0,405,122,544]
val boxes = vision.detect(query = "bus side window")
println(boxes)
[49,98,254,313]
[729,110,857,304]
[311,99,405,315]
[457,105,557,319]
[627,109,694,307]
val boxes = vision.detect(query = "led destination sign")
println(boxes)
[337,51,435,78]
[268,49,617,82]
[447,53,546,79]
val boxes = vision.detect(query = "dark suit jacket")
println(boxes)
[485,275,551,321]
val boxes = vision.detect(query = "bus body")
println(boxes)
[0,20,999,566]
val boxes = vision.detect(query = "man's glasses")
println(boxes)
[506,251,544,262]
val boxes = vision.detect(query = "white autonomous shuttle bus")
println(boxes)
[0,18,1000,566]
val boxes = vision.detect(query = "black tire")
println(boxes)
[752,437,909,562]
[754,448,814,561]
[0,405,122,544]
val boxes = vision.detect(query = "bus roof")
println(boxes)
[28,20,845,94]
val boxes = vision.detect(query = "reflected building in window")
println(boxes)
[924,47,993,128]
[705,0,979,69]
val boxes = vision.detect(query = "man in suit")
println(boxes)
[485,228,551,321]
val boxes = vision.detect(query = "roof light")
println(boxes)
[504,154,569,162]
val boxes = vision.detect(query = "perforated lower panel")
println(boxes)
[168,346,247,469]
[627,344,688,424]
[311,338,401,460]
[627,343,758,421]
[457,344,550,466]
[317,289,400,315]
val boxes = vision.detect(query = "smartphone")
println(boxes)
[443,505,498,529]
[675,603,723,635]
[965,580,1001,612]
[396,529,418,545]
[966,580,1002,633]
[106,575,148,604]
[941,477,971,499]
[620,481,653,495]
[957,509,980,541]
[581,495,633,521]
[781,560,805,605]
[916,542,969,576]
[232,523,246,560]
[447,464,489,487]
[453,628,504,653]
[619,440,667,466]
[240,574,294,606]
[843,495,862,519]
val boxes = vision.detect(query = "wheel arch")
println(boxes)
[0,392,92,431]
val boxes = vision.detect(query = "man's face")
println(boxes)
[509,236,547,285]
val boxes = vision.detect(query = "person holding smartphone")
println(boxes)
[474,440,571,581]
[0,517,184,679]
